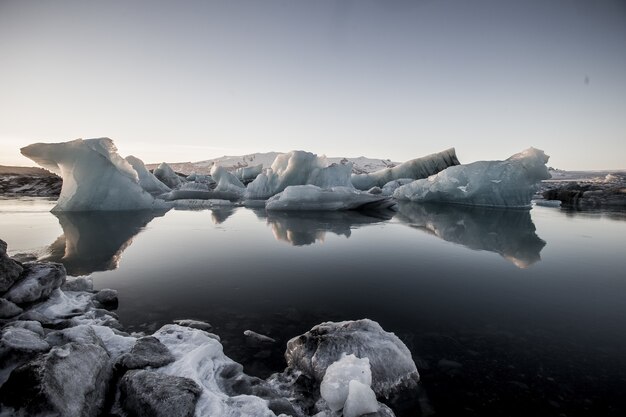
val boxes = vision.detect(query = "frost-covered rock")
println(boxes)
[395,202,546,268]
[173,319,213,332]
[4,320,44,336]
[126,155,171,195]
[3,262,66,305]
[245,151,354,199]
[0,326,50,356]
[61,276,94,292]
[244,329,276,345]
[120,369,202,417]
[153,324,286,417]
[266,185,396,211]
[286,319,419,398]
[153,162,185,189]
[26,288,93,323]
[93,288,118,309]
[21,138,167,211]
[320,354,372,411]
[351,148,460,190]
[46,324,106,348]
[0,239,23,293]
[0,342,111,417]
[211,164,246,196]
[117,336,174,370]
[394,148,550,208]
[0,298,22,318]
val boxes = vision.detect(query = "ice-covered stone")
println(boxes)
[211,164,246,196]
[46,324,106,348]
[93,288,118,309]
[244,329,276,344]
[0,326,50,355]
[120,369,202,417]
[286,319,419,398]
[320,354,372,411]
[0,298,22,318]
[61,276,94,292]
[27,288,93,323]
[3,262,66,305]
[351,148,460,190]
[0,238,23,292]
[126,155,172,195]
[0,342,111,417]
[117,336,174,370]
[153,162,184,189]
[4,320,44,337]
[266,185,396,211]
[21,138,167,211]
[394,148,550,208]
[245,151,354,199]
[173,319,213,332]
[343,379,380,417]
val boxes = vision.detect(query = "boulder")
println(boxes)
[120,369,201,417]
[117,336,174,370]
[0,239,23,293]
[0,342,111,417]
[0,297,22,318]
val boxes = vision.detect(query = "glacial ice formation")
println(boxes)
[395,202,546,268]
[125,155,171,195]
[394,148,550,208]
[265,185,396,211]
[245,151,353,199]
[153,162,184,189]
[234,164,263,182]
[21,138,166,211]
[210,165,246,196]
[351,148,460,190]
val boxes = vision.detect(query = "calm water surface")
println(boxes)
[1,197,625,417]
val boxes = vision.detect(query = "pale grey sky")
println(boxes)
[1,0,625,169]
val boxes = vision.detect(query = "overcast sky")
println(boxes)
[1,0,625,169]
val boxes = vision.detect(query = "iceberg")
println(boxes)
[245,151,353,199]
[210,165,246,196]
[153,162,185,189]
[234,163,263,182]
[351,148,460,190]
[125,155,171,195]
[265,185,396,211]
[394,148,550,208]
[21,138,166,211]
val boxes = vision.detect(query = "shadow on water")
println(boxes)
[254,208,395,246]
[394,202,546,268]
[41,210,167,276]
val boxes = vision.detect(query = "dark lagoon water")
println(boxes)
[1,197,626,417]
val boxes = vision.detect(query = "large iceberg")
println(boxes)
[351,148,460,190]
[21,138,167,212]
[394,148,550,208]
[245,151,353,199]
[265,185,395,211]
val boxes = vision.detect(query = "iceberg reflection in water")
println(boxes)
[394,202,546,268]
[42,210,167,276]
[257,209,394,246]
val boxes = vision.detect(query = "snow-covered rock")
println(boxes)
[120,369,202,417]
[243,329,276,345]
[126,155,171,195]
[320,354,372,411]
[0,298,22,318]
[117,336,174,370]
[351,148,460,190]
[1,239,24,293]
[394,148,550,208]
[3,262,66,305]
[61,276,94,292]
[265,185,396,211]
[286,319,419,398]
[173,319,213,332]
[395,202,546,268]
[153,162,184,189]
[21,138,167,211]
[0,326,50,356]
[245,151,354,199]
[0,342,111,417]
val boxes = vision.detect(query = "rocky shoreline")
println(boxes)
[0,238,419,417]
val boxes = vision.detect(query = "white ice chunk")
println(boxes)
[381,178,415,196]
[320,354,372,411]
[351,148,459,190]
[28,289,93,322]
[234,164,263,182]
[265,185,395,211]
[245,151,353,199]
[210,165,246,196]
[343,380,379,417]
[21,138,167,211]
[125,155,171,195]
[394,148,551,208]
[90,325,136,358]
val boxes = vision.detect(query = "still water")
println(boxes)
[1,198,625,417]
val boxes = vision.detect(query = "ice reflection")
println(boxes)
[260,210,394,246]
[42,210,167,275]
[395,202,546,268]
